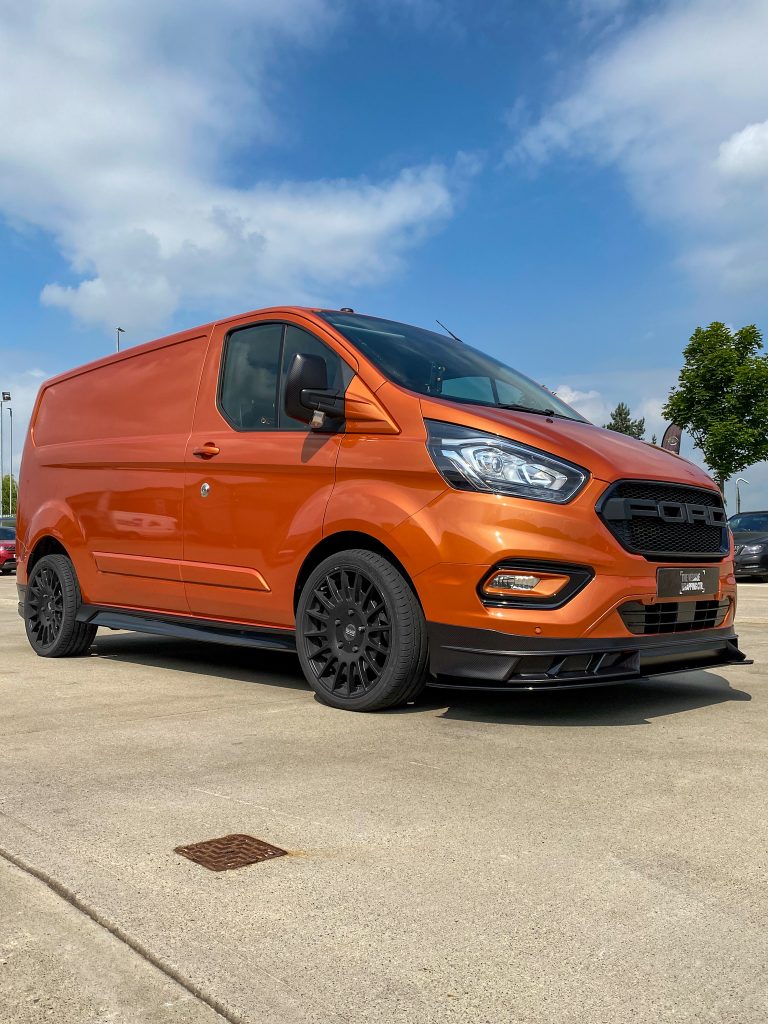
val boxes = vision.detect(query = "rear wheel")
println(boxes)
[25,554,97,657]
[296,549,428,711]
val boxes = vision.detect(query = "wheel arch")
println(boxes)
[28,535,72,571]
[16,498,90,586]
[294,530,421,614]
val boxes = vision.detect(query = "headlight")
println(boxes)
[426,420,588,503]
[742,543,765,556]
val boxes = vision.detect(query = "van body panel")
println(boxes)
[328,437,445,540]
[21,499,87,580]
[92,552,183,583]
[20,332,207,613]
[181,318,342,625]
[182,429,341,623]
[418,395,715,487]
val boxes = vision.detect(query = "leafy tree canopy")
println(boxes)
[663,322,768,488]
[604,401,645,439]
[1,474,18,516]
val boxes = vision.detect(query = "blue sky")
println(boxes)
[2,0,768,508]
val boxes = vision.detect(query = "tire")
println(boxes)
[296,549,428,711]
[24,554,97,658]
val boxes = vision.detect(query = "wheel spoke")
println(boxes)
[365,638,389,655]
[326,574,343,604]
[329,659,343,691]
[313,589,334,613]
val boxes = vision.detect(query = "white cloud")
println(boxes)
[717,120,768,180]
[553,384,611,424]
[557,365,678,437]
[515,0,768,290]
[0,1,466,335]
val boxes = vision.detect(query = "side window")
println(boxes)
[279,325,345,430]
[219,323,283,430]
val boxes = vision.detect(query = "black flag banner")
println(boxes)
[661,423,682,454]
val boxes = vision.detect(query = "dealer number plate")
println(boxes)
[657,567,719,598]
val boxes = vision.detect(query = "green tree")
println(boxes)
[663,322,768,491]
[604,401,645,439]
[1,474,18,516]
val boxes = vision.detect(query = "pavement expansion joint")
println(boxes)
[0,843,243,1024]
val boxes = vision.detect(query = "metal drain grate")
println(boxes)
[174,834,288,871]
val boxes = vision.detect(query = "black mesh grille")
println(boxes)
[620,598,731,635]
[598,481,728,561]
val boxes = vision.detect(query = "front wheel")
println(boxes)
[24,554,97,657]
[296,549,428,711]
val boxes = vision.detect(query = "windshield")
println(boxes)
[729,513,768,533]
[0,527,15,540]
[320,312,587,421]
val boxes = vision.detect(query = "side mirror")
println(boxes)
[283,352,344,427]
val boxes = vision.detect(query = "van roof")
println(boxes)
[41,306,338,388]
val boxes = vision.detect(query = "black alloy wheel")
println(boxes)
[27,563,64,648]
[296,549,428,711]
[24,553,97,657]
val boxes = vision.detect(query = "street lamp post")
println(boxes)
[0,391,10,518]
[116,327,125,352]
[8,406,12,516]
[735,477,750,515]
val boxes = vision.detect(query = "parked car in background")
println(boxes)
[729,511,768,581]
[0,525,16,574]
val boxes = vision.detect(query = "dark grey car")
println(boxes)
[729,511,768,581]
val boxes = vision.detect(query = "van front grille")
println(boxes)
[597,480,728,561]
[620,598,730,635]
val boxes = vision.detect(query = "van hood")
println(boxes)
[419,396,717,490]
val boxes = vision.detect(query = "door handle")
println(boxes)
[192,442,220,459]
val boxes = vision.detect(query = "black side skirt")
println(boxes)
[76,605,297,653]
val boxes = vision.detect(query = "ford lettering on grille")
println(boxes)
[602,497,728,528]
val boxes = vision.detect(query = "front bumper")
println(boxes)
[0,557,16,572]
[427,622,748,690]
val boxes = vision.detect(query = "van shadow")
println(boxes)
[90,632,312,693]
[90,632,752,728]
[417,674,752,727]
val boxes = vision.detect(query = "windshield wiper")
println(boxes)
[495,402,576,420]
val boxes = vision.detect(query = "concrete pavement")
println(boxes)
[1,574,766,1023]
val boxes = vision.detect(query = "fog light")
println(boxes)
[481,568,573,600]
[488,573,539,591]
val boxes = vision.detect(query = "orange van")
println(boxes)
[16,307,747,709]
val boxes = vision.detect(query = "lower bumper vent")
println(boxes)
[620,598,730,636]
